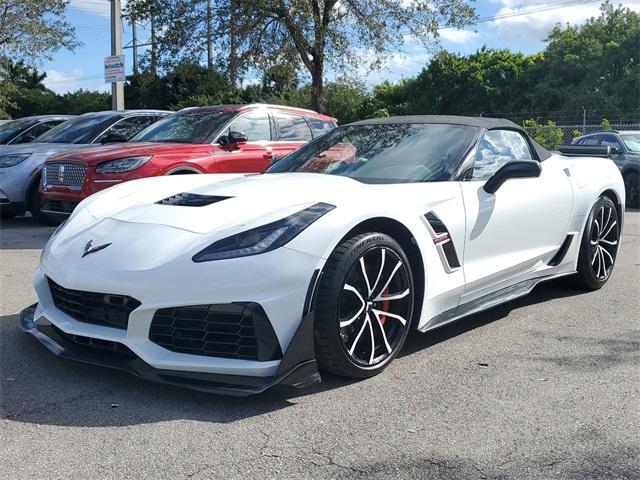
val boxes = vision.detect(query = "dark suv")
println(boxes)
[572,131,640,208]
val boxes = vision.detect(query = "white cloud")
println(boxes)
[439,28,479,44]
[44,69,108,94]
[69,0,109,17]
[490,1,640,42]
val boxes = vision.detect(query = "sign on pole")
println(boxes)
[104,54,125,83]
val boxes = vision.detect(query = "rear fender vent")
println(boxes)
[157,193,231,207]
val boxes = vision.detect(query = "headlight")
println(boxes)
[193,202,335,262]
[95,156,151,174]
[0,154,31,168]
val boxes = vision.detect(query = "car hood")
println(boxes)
[49,142,211,165]
[71,172,366,235]
[0,142,96,157]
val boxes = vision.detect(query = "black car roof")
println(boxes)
[78,109,171,118]
[347,115,551,160]
[348,115,522,129]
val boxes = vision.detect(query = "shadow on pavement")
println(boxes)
[0,215,56,250]
[0,280,592,429]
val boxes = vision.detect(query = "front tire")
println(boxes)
[314,233,414,378]
[572,196,620,290]
[28,183,48,224]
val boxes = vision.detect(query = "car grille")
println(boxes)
[51,325,136,359]
[43,162,86,190]
[41,199,78,214]
[47,277,141,330]
[149,304,261,360]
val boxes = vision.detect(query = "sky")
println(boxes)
[42,0,640,94]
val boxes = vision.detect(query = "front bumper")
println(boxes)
[21,303,320,396]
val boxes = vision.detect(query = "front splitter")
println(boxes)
[20,304,321,396]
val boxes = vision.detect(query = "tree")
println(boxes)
[529,1,639,114]
[407,48,542,116]
[238,0,475,113]
[125,0,247,86]
[0,0,79,63]
[2,60,47,89]
[522,119,564,150]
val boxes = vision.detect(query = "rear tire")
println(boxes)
[314,233,414,378]
[571,196,619,290]
[624,172,639,209]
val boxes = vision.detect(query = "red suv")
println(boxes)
[40,104,337,218]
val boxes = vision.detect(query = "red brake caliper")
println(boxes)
[379,286,390,325]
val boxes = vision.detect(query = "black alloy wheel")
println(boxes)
[314,233,414,378]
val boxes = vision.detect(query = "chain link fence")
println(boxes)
[524,122,640,145]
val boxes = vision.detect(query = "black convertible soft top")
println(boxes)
[348,115,551,160]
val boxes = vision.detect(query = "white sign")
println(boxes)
[104,54,125,83]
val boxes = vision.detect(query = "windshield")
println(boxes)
[132,111,234,143]
[0,118,37,143]
[35,115,117,144]
[267,123,479,183]
[620,133,640,153]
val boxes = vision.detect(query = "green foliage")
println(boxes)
[5,1,638,127]
[527,1,639,113]
[522,119,564,150]
[0,0,79,63]
[5,87,110,117]
[572,129,583,138]
[407,48,544,115]
[600,119,613,130]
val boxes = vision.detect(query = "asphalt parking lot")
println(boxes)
[0,212,638,480]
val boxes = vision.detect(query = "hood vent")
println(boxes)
[157,192,231,207]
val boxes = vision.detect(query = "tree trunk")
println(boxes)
[311,65,324,113]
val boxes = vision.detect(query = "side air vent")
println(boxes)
[424,211,461,272]
[548,234,575,266]
[157,192,231,207]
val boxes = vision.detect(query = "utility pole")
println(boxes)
[229,0,237,87]
[110,0,125,110]
[132,16,138,75]
[150,12,157,75]
[207,0,213,70]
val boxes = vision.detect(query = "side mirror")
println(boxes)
[228,131,248,144]
[609,146,622,155]
[100,133,127,144]
[483,160,541,194]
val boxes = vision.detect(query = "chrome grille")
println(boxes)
[44,162,86,189]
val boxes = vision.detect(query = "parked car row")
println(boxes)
[0,104,337,223]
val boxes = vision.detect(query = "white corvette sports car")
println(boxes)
[22,116,624,395]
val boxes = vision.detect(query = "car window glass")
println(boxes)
[225,111,271,141]
[582,137,601,145]
[472,129,533,181]
[36,115,116,144]
[95,116,158,143]
[13,120,63,144]
[307,117,335,138]
[133,111,233,143]
[600,134,621,150]
[268,123,479,183]
[0,118,36,143]
[620,133,640,152]
[275,113,313,141]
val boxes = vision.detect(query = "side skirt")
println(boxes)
[419,271,576,333]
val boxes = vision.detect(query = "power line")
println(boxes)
[439,0,602,30]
